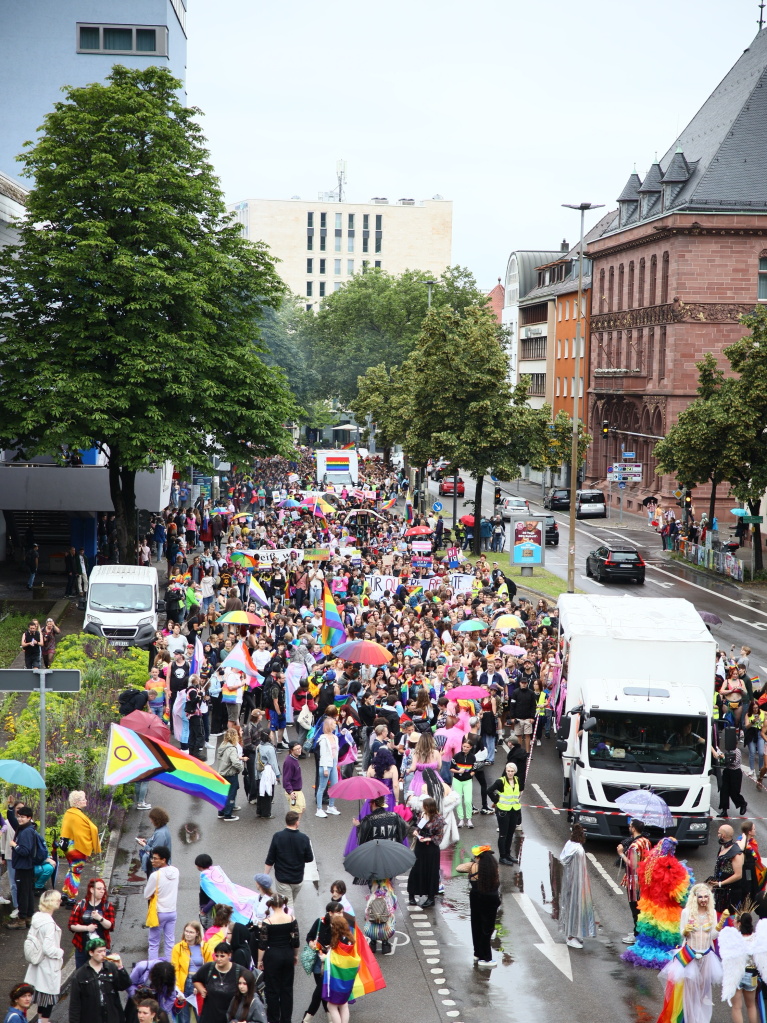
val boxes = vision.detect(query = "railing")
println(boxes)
[677,538,745,582]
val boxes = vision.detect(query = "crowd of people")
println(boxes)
[6,450,767,1023]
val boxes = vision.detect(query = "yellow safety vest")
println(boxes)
[496,777,521,811]
[712,693,720,720]
[537,691,547,714]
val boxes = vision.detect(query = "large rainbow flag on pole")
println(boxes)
[321,582,347,655]
[405,489,414,523]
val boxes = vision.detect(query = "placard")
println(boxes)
[366,574,399,598]
[411,540,432,554]
[412,556,433,569]
[450,573,474,594]
[254,547,304,565]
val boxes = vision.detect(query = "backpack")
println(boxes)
[32,829,49,866]
[365,891,391,924]
[24,922,44,965]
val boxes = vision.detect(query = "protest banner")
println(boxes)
[365,575,398,598]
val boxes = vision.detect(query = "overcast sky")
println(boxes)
[188,0,759,289]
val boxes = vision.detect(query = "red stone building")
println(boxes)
[584,29,767,518]
[486,278,505,324]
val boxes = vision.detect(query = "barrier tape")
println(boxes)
[518,801,748,822]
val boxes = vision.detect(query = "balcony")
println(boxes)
[0,462,173,512]
[592,368,648,392]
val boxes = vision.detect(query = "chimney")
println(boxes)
[561,238,569,252]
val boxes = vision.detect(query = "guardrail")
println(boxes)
[678,538,745,581]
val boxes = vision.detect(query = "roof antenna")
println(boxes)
[760,1,766,31]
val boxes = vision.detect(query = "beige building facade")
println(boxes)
[229,196,453,309]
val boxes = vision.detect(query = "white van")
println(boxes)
[84,565,164,648]
[575,489,607,519]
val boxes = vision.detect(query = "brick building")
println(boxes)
[585,27,767,518]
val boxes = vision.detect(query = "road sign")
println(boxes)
[674,489,682,499]
[432,501,443,512]
[618,482,627,489]
[623,451,636,458]
[607,465,613,474]
[743,515,764,524]
[611,462,643,472]
[0,669,81,692]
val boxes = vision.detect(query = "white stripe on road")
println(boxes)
[580,575,604,587]
[644,577,674,589]
[532,782,560,815]
[586,852,624,895]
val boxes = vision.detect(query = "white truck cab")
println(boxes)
[84,565,164,648]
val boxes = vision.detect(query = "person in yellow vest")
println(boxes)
[60,791,102,906]
[487,762,521,866]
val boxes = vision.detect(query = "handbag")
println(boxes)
[300,942,319,975]
[297,704,314,731]
[145,888,160,928]
[474,747,488,764]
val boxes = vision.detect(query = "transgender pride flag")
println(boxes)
[190,636,204,676]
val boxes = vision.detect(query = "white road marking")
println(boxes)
[586,852,625,895]
[760,666,767,674]
[532,782,561,815]
[729,615,767,630]
[644,578,674,589]
[513,892,573,981]
[580,574,604,587]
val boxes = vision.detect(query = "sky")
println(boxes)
[188,0,760,289]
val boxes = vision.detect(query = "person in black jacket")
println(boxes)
[263,812,314,909]
[6,805,38,927]
[507,678,537,753]
[68,937,130,1023]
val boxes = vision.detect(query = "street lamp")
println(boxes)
[425,279,436,309]
[562,202,604,594]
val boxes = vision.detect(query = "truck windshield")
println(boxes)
[586,711,707,774]
[89,583,153,613]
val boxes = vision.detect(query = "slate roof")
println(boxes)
[520,212,615,303]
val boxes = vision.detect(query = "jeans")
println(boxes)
[309,585,322,608]
[439,761,453,785]
[27,572,36,588]
[7,860,17,908]
[483,735,496,764]
[135,780,149,805]
[747,734,765,772]
[491,534,503,552]
[202,595,214,611]
[148,910,177,960]
[316,764,338,810]
[156,541,165,562]
[221,775,239,817]
[75,947,90,970]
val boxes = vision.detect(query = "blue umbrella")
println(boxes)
[455,619,487,632]
[0,760,45,789]
[614,789,673,830]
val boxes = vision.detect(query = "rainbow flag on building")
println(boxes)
[321,582,347,654]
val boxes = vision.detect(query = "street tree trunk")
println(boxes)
[749,498,764,573]
[108,450,138,565]
[708,478,718,525]
[472,476,484,556]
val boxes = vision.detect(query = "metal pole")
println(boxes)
[619,442,624,525]
[36,669,47,836]
[563,202,604,593]
[452,472,458,531]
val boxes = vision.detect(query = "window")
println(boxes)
[362,236,369,253]
[319,282,326,298]
[334,282,342,292]
[579,376,583,399]
[563,338,568,359]
[363,214,369,230]
[347,260,354,275]
[375,214,382,230]
[649,254,657,304]
[375,234,382,253]
[661,251,669,304]
[334,231,342,252]
[557,338,561,358]
[565,300,570,320]
[555,378,560,396]
[558,303,562,322]
[306,258,313,274]
[571,377,576,397]
[659,325,667,379]
[647,327,655,377]
[335,212,342,229]
[334,259,341,275]
[374,260,381,268]
[306,281,313,297]
[362,260,369,270]
[320,213,327,228]
[307,212,314,228]
[320,235,326,251]
[636,328,644,372]
[626,329,633,370]
[319,259,326,274]
[528,373,546,396]
[638,258,646,306]
[628,261,635,308]
[608,266,615,311]
[78,23,167,55]
[616,330,622,367]
[562,376,568,397]
[618,263,624,311]
[759,256,767,300]
[307,234,313,251]
[306,304,313,312]
[347,233,354,252]
[520,338,547,360]
[599,269,606,313]
[348,214,355,230]
[597,333,603,369]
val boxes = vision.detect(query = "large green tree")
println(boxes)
[0,66,297,561]
[529,407,591,482]
[306,265,489,402]
[348,363,408,465]
[400,305,550,552]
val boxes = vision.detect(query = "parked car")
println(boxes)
[499,496,531,521]
[575,489,607,519]
[439,476,465,496]
[544,487,570,510]
[586,542,645,583]
[544,515,559,546]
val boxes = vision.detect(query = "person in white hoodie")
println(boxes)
[23,889,63,1019]
[143,846,179,961]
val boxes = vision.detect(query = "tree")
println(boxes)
[401,306,550,553]
[302,399,341,445]
[306,265,490,402]
[529,407,591,483]
[348,363,407,465]
[0,66,297,562]
[258,299,317,407]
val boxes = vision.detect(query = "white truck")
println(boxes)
[315,449,359,488]
[555,594,717,845]
[84,565,165,648]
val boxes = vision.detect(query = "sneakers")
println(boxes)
[466,820,474,829]
[326,807,341,815]
[249,799,259,805]
[480,807,494,815]
[381,941,392,955]
[233,806,242,811]
[477,959,497,968]
[566,937,584,949]
[457,820,464,829]
[221,816,239,822]
[536,740,542,746]
[316,809,328,818]
[9,909,19,919]
[136,803,152,811]
[0,897,11,905]
[621,933,636,944]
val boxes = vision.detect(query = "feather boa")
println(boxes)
[622,843,694,970]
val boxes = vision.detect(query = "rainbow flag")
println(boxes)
[322,937,361,1004]
[407,585,424,607]
[673,944,696,967]
[148,736,229,810]
[321,582,346,654]
[405,490,413,523]
[381,497,396,510]
[341,442,355,450]
[248,576,270,608]
[326,455,350,473]
[351,924,386,997]
[656,980,684,1023]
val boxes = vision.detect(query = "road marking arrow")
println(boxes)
[644,578,674,589]
[729,615,767,630]
[513,892,572,981]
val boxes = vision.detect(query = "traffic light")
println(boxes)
[684,492,692,510]
[494,485,502,506]
[602,420,609,439]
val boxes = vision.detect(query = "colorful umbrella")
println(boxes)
[447,685,490,700]
[455,619,487,632]
[501,644,526,656]
[218,611,265,626]
[404,525,432,536]
[212,507,229,514]
[494,614,524,631]
[230,552,257,567]
[328,777,391,800]
[279,498,301,508]
[331,640,393,664]
[302,496,335,515]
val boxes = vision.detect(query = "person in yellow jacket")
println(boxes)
[171,921,212,1023]
[60,791,101,905]
[487,763,522,866]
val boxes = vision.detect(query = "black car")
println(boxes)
[586,543,645,583]
[545,515,559,546]
[544,487,570,510]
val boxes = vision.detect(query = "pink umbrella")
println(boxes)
[446,685,490,701]
[501,644,526,656]
[328,776,390,800]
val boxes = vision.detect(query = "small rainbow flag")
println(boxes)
[321,582,346,654]
[407,585,424,607]
[341,442,355,449]
[673,944,696,967]
[381,497,396,510]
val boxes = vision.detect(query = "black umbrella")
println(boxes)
[343,839,415,880]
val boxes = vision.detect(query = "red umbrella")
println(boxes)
[120,710,171,743]
[328,777,390,800]
[404,525,432,536]
[459,514,475,527]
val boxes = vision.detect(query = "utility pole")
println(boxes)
[562,202,604,593]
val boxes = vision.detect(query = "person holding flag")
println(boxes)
[321,915,361,1023]
[321,583,346,655]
